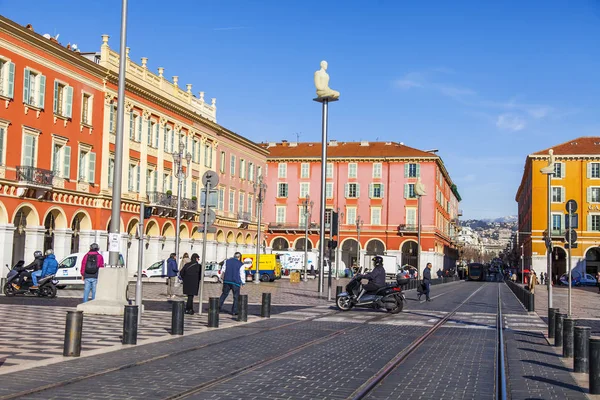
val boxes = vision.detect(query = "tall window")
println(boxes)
[108,157,115,188]
[218,188,225,211]
[326,182,334,199]
[230,155,236,176]
[78,147,96,183]
[404,183,417,199]
[551,187,564,203]
[81,93,92,125]
[129,113,142,142]
[589,187,600,203]
[240,159,246,179]
[278,163,287,178]
[239,192,244,213]
[591,215,600,232]
[204,144,213,168]
[220,151,226,173]
[301,163,310,178]
[406,208,416,227]
[146,168,155,192]
[52,141,71,179]
[109,104,117,133]
[372,163,382,178]
[346,207,356,225]
[249,162,255,181]
[53,81,73,118]
[326,162,333,179]
[128,163,140,192]
[371,208,381,225]
[370,183,384,199]
[278,183,289,198]
[348,163,357,178]
[23,68,46,108]
[257,166,262,179]
[276,206,286,223]
[553,162,564,179]
[405,163,420,178]
[229,190,235,213]
[345,183,359,198]
[590,163,600,179]
[191,180,198,199]
[247,195,253,217]
[300,182,310,198]
[0,126,6,166]
[147,120,155,146]
[0,59,15,99]
[552,214,562,233]
[22,133,37,167]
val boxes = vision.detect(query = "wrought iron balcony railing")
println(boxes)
[268,222,322,231]
[16,166,54,186]
[181,197,198,211]
[238,212,251,223]
[398,224,418,232]
[148,192,198,211]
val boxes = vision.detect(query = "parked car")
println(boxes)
[204,262,223,283]
[560,271,597,286]
[134,260,167,278]
[55,251,126,285]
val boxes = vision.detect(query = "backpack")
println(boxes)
[85,253,99,275]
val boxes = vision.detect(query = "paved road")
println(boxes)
[0,281,588,399]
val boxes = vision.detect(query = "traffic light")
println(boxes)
[331,212,339,236]
[328,240,338,249]
[143,206,153,219]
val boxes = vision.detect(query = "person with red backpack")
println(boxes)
[81,243,105,303]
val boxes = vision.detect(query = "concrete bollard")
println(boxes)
[122,305,138,345]
[527,292,535,312]
[171,300,185,335]
[237,294,248,322]
[261,293,271,318]
[590,337,600,394]
[63,310,83,357]
[575,326,591,373]
[555,313,566,347]
[208,297,219,328]
[336,285,343,297]
[548,308,560,339]
[563,318,575,358]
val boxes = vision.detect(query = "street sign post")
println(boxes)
[198,170,219,316]
[566,199,577,316]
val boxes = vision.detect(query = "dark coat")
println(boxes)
[423,267,432,283]
[180,261,201,295]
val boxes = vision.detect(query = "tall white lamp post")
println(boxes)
[172,142,191,267]
[540,149,556,310]
[253,175,267,284]
[415,178,427,279]
[302,195,314,282]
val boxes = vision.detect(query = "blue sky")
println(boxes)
[2,0,599,219]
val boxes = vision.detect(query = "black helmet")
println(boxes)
[90,243,100,251]
[34,251,43,258]
[373,256,384,267]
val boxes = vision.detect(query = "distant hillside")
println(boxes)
[460,218,517,231]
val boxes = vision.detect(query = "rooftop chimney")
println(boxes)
[329,140,338,146]
[360,141,369,146]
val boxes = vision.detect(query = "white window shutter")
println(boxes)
[65,86,73,118]
[129,112,134,139]
[588,187,592,203]
[404,184,409,199]
[23,68,30,104]
[588,163,592,179]
[7,62,15,99]
[381,184,385,198]
[404,164,409,178]
[561,187,565,202]
[345,183,349,198]
[356,183,360,197]
[561,162,565,178]
[416,163,421,177]
[38,75,46,108]
[87,152,96,183]
[63,146,71,179]
[369,183,373,198]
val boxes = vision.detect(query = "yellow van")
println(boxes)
[241,254,282,282]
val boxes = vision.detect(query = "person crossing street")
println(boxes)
[219,252,246,315]
[423,263,433,302]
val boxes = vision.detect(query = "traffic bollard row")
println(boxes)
[575,326,591,373]
[261,293,271,318]
[171,300,185,335]
[237,294,248,322]
[548,308,559,339]
[555,313,566,347]
[123,305,138,345]
[63,310,83,357]
[563,318,575,358]
[208,297,219,328]
[506,280,535,311]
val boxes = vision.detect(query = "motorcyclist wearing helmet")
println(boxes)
[357,256,387,301]
[12,250,44,290]
[31,249,59,288]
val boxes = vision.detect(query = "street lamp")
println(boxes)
[302,194,314,282]
[253,174,267,284]
[172,141,192,268]
[540,149,556,310]
[355,217,363,273]
[335,209,344,280]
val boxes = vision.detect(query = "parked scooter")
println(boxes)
[336,272,407,313]
[3,261,58,298]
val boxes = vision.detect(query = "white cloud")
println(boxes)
[394,79,422,89]
[496,113,526,131]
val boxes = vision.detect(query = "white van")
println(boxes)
[55,252,125,285]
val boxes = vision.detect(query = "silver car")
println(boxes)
[203,262,223,283]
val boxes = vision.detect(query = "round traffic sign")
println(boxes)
[202,170,219,188]
[201,208,216,226]
[566,199,578,213]
[565,229,578,244]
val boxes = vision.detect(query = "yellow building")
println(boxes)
[516,137,600,281]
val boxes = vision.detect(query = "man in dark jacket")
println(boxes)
[219,252,245,315]
[423,263,433,302]
[166,253,179,299]
[13,250,44,290]
[357,256,386,301]
[180,253,201,315]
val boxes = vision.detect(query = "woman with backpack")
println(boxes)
[179,253,201,315]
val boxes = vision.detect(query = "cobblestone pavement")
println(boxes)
[535,284,600,319]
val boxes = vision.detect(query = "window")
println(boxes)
[78,147,96,183]
[591,215,600,232]
[373,163,382,178]
[191,180,198,199]
[218,188,225,211]
[276,206,286,224]
[146,168,154,192]
[230,155,236,176]
[553,162,564,179]
[163,172,173,192]
[0,59,15,99]
[220,151,226,173]
[80,93,92,125]
[346,207,356,225]
[404,184,417,199]
[300,182,310,198]
[326,162,333,179]
[278,183,289,198]
[204,144,213,168]
[589,163,600,179]
[278,163,287,178]
[0,126,6,165]
[247,195,253,217]
[299,208,308,227]
[326,182,334,199]
[301,163,310,178]
[108,104,117,133]
[129,113,142,142]
[153,121,160,148]
[371,208,381,225]
[239,192,244,213]
[53,81,73,118]
[345,183,359,198]
[370,183,384,199]
[51,140,71,179]
[257,166,262,179]
[229,189,235,213]
[552,214,562,234]
[589,187,600,203]
[348,163,357,178]
[108,156,115,188]
[406,208,416,227]
[240,159,246,179]
[147,120,154,146]
[551,186,565,203]
[325,209,333,227]
[405,163,420,178]
[249,162,255,181]
[128,162,140,192]
[23,68,46,108]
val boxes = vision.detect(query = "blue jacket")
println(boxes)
[223,257,244,286]
[41,255,58,277]
[423,267,432,283]
[167,258,178,277]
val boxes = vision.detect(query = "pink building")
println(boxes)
[262,140,461,273]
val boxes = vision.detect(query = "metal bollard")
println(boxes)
[237,294,248,322]
[527,292,535,312]
[171,300,185,335]
[261,293,271,318]
[63,310,83,357]
[563,318,575,358]
[555,313,566,347]
[122,305,138,345]
[336,285,343,297]
[575,326,591,373]
[590,337,600,394]
[548,308,560,339]
[208,297,219,328]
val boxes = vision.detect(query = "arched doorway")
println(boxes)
[552,247,567,282]
[295,238,313,251]
[271,237,289,251]
[12,210,28,265]
[586,247,600,276]
[401,241,418,268]
[366,239,385,255]
[342,238,359,270]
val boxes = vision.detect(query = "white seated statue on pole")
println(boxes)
[314,61,340,100]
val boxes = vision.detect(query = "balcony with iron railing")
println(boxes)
[147,192,198,212]
[268,222,325,233]
[16,166,54,186]
[397,224,418,235]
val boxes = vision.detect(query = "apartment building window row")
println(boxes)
[0,59,15,99]
[405,163,420,178]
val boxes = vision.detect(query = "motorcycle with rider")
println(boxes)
[4,249,59,298]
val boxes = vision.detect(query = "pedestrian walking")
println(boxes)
[437,268,443,279]
[423,263,433,302]
[218,252,246,315]
[528,271,536,294]
[81,243,104,303]
[166,253,179,299]
[179,253,201,315]
[180,252,191,271]
[540,272,544,285]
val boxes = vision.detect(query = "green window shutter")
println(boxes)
[163,126,168,149]
[109,106,114,133]
[136,165,140,192]
[129,113,134,139]
[7,62,15,99]
[108,159,114,187]
[137,115,142,141]
[344,183,349,198]
[128,165,133,191]
[23,68,30,104]
[404,184,409,199]
[588,214,592,231]
[65,86,73,118]
[561,187,565,202]
[53,81,59,114]
[170,130,174,152]
[0,128,4,164]
[87,152,96,183]
[23,135,34,167]
[404,164,409,178]
[63,146,71,179]
[356,183,360,197]
[147,121,152,144]
[153,170,158,192]
[38,75,46,108]
[154,124,159,147]
[416,164,421,177]
[368,183,373,198]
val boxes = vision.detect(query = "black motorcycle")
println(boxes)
[336,272,407,313]
[3,262,58,298]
